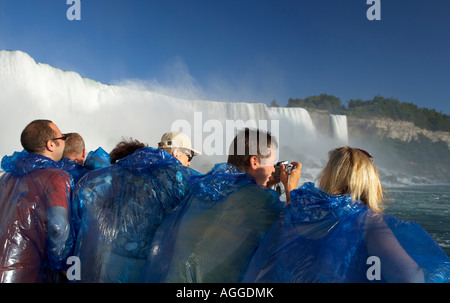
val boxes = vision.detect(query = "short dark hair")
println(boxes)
[227,128,277,171]
[109,138,148,164]
[20,119,56,153]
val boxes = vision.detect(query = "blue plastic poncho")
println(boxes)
[71,147,199,282]
[243,182,450,283]
[142,163,283,283]
[60,147,110,184]
[0,150,74,283]
[84,147,111,170]
[60,158,90,185]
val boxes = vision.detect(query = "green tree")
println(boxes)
[269,99,280,107]
[287,94,450,132]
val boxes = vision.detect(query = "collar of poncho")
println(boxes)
[188,162,263,202]
[115,147,181,174]
[288,182,366,223]
[1,150,62,177]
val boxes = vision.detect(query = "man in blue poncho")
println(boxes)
[59,132,110,184]
[62,133,87,165]
[142,128,301,283]
[0,119,74,283]
[71,135,200,282]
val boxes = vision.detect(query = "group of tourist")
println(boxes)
[0,119,448,283]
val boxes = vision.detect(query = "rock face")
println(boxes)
[308,108,450,148]
[347,117,450,149]
[308,109,450,184]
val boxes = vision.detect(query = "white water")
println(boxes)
[330,115,349,145]
[0,50,347,177]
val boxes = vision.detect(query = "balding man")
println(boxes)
[62,132,86,165]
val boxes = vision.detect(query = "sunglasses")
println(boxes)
[50,134,68,141]
[181,150,194,162]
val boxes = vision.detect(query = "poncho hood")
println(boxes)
[187,162,273,202]
[289,182,365,223]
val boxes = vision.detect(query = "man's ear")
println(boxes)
[46,139,55,152]
[249,156,259,170]
[82,148,86,160]
[171,149,179,157]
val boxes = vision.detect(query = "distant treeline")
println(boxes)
[273,94,450,132]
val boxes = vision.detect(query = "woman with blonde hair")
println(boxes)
[318,146,384,213]
[244,146,449,283]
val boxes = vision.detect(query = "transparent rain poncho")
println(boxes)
[84,147,111,170]
[71,147,198,282]
[60,147,110,184]
[0,150,74,283]
[60,158,90,185]
[243,182,450,283]
[142,163,283,283]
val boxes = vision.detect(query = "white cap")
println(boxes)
[158,132,201,156]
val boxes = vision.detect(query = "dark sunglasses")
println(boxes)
[51,134,68,141]
[182,150,194,162]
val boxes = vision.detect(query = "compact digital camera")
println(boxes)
[274,160,293,179]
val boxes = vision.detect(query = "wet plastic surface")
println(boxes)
[243,182,450,283]
[71,147,198,282]
[142,163,283,283]
[0,150,74,282]
[60,147,111,184]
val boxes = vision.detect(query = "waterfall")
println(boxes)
[330,114,349,145]
[0,50,343,176]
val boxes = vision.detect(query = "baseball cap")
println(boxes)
[158,132,201,156]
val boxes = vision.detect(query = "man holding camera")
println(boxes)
[142,128,301,283]
[269,160,301,203]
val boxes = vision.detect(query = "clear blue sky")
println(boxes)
[1,0,449,114]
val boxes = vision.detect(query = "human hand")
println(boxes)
[287,161,301,191]
[267,175,281,188]
[278,163,290,188]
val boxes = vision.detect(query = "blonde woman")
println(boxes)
[318,146,384,213]
[244,146,449,283]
